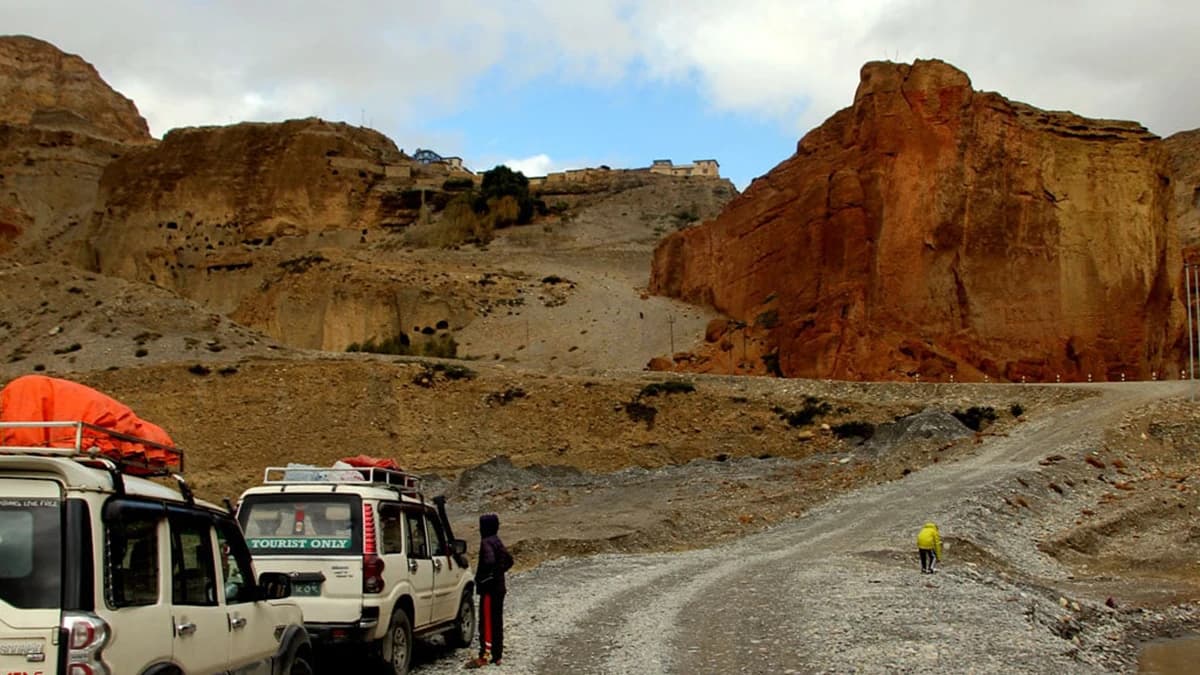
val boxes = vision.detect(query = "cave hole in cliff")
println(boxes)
[1193,186,1200,209]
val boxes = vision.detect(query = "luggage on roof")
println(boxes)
[0,375,181,475]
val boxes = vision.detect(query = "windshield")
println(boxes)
[0,497,62,609]
[239,496,360,556]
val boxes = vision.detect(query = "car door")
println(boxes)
[217,519,276,675]
[425,510,459,624]
[403,508,435,627]
[99,500,175,671]
[168,510,229,674]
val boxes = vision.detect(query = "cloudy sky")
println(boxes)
[4,1,1198,187]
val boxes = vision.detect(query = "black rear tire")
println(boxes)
[382,608,414,675]
[450,591,476,648]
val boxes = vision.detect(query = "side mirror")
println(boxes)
[453,539,467,555]
[258,572,291,600]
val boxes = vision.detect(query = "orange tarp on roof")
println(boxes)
[0,375,179,473]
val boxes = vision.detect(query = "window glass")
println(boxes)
[106,510,159,608]
[426,512,448,559]
[404,511,428,559]
[171,517,217,606]
[239,497,358,556]
[381,505,404,555]
[0,498,61,609]
[215,521,258,604]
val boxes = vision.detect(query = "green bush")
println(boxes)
[478,165,534,224]
[1010,403,1025,418]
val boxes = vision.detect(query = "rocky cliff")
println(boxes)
[0,35,150,143]
[84,117,493,350]
[651,59,1181,382]
[1166,129,1200,256]
[0,35,150,261]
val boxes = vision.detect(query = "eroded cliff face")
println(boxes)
[0,36,150,261]
[0,35,150,143]
[1166,129,1200,257]
[84,117,482,350]
[651,59,1181,382]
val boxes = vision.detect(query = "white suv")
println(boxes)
[0,421,312,675]
[237,466,475,675]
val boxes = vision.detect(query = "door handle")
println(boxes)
[176,622,197,636]
[230,616,248,630]
[433,559,442,572]
[408,559,418,573]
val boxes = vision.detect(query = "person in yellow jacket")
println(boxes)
[917,521,942,574]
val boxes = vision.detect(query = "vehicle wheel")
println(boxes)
[450,591,475,648]
[381,608,413,675]
[288,654,314,675]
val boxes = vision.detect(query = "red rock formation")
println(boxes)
[651,60,1182,382]
[1166,129,1200,256]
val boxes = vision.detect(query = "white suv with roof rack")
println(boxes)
[237,466,475,675]
[0,421,313,675]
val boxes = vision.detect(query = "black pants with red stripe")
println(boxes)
[478,591,505,662]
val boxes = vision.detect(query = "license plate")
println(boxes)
[292,581,322,596]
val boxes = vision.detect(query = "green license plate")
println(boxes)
[292,581,322,596]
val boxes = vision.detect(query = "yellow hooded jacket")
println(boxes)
[916,522,942,560]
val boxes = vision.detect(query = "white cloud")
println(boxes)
[3,0,1199,147]
[498,154,560,177]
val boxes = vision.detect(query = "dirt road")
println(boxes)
[413,382,1191,674]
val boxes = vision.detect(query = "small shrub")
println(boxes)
[638,380,695,398]
[187,364,211,376]
[435,363,475,381]
[53,343,82,355]
[623,400,657,428]
[1010,403,1025,418]
[774,397,832,427]
[952,406,997,431]
[832,421,876,440]
[485,387,527,406]
[134,348,148,358]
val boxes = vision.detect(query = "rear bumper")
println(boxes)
[304,617,378,646]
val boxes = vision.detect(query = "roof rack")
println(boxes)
[263,465,422,494]
[0,421,185,478]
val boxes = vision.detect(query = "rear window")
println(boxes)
[239,496,361,556]
[0,498,61,609]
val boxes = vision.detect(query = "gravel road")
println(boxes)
[412,382,1189,674]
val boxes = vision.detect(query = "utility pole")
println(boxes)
[667,314,675,355]
[1188,263,1194,401]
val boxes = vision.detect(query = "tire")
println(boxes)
[450,591,476,648]
[381,609,414,675]
[288,655,314,675]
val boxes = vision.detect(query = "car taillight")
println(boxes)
[62,612,110,675]
[363,503,385,593]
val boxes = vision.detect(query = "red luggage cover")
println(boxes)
[339,454,402,470]
[0,375,179,473]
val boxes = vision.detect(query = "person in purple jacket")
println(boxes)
[465,513,513,668]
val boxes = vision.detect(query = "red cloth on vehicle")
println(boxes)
[0,375,179,473]
[339,454,402,470]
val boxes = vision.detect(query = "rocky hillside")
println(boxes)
[0,35,150,262]
[651,59,1183,383]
